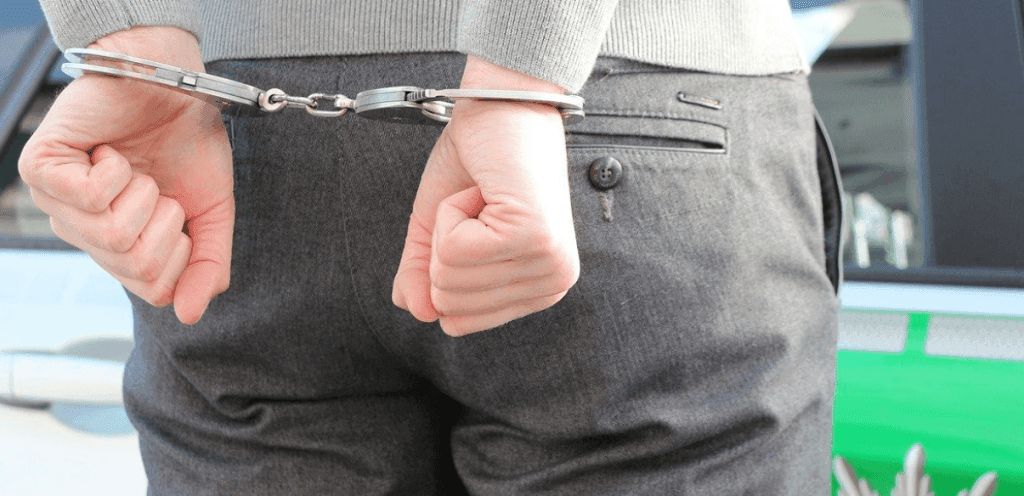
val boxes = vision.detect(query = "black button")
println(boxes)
[588,156,622,190]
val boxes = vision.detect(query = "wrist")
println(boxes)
[460,55,567,94]
[87,26,203,73]
[457,55,570,121]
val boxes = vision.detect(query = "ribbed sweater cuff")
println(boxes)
[38,0,201,50]
[456,0,619,93]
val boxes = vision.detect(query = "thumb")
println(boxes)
[431,186,488,266]
[173,199,234,325]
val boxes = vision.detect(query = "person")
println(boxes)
[21,0,841,494]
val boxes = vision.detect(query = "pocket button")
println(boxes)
[588,156,623,190]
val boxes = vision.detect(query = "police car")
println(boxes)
[799,0,1024,493]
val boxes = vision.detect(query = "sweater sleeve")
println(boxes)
[456,0,620,93]
[37,0,201,50]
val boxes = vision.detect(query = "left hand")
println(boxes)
[19,27,233,325]
[391,56,580,336]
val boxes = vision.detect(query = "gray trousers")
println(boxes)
[124,53,840,495]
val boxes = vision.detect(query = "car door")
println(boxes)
[797,0,1024,493]
[0,3,146,494]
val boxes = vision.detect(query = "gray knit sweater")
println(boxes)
[39,0,806,93]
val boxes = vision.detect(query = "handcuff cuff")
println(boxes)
[62,48,585,125]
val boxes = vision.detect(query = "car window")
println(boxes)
[806,0,1024,283]
[0,61,63,243]
[805,0,919,270]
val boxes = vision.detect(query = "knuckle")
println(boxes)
[16,148,30,175]
[430,267,453,291]
[433,299,451,317]
[136,174,160,197]
[551,273,574,294]
[554,256,581,291]
[48,218,82,250]
[434,242,462,267]
[82,184,109,213]
[166,199,186,225]
[431,292,455,317]
[30,190,59,217]
[16,151,35,180]
[442,322,470,337]
[48,217,71,243]
[134,255,163,282]
[440,315,478,337]
[527,230,560,257]
[42,174,75,204]
[146,283,175,308]
[100,224,136,253]
[50,178,76,203]
[541,247,579,294]
[16,135,45,179]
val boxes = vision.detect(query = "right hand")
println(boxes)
[392,55,580,336]
[18,26,234,325]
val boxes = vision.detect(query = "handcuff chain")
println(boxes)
[260,89,354,117]
[61,48,584,125]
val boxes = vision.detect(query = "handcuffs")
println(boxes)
[62,48,585,125]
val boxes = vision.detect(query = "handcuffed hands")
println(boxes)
[392,56,580,336]
[19,36,575,334]
[18,27,233,325]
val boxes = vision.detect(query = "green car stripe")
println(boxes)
[833,309,1024,495]
[839,309,1024,361]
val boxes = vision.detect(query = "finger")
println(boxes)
[432,186,511,267]
[21,144,133,214]
[430,257,551,292]
[49,217,92,252]
[392,215,440,322]
[172,199,235,325]
[86,196,186,282]
[118,233,192,308]
[430,271,573,317]
[439,291,567,337]
[31,172,160,253]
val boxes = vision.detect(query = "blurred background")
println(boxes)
[1,0,1022,494]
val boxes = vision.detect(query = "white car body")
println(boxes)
[0,249,145,495]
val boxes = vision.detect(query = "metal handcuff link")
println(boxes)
[62,48,585,126]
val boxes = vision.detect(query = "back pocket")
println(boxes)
[567,114,726,153]
[567,113,732,228]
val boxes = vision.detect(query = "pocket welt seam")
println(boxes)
[585,108,725,123]
[566,144,726,154]
[565,126,730,155]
